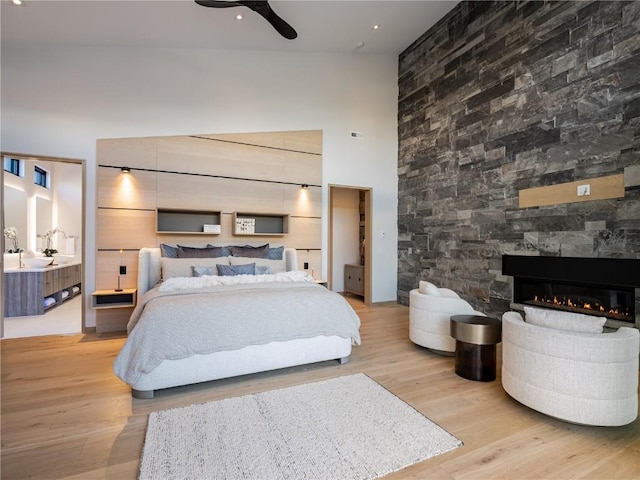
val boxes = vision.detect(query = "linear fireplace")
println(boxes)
[502,255,640,328]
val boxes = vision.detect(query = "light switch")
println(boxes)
[577,184,591,196]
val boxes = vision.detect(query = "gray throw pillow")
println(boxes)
[266,246,284,260]
[206,244,232,257]
[192,266,215,277]
[160,243,179,258]
[178,245,228,258]
[230,244,270,258]
[217,263,256,276]
[256,265,270,275]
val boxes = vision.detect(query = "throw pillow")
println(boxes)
[217,263,256,276]
[160,243,178,258]
[178,245,228,258]
[419,281,441,296]
[256,265,270,275]
[192,266,215,277]
[229,256,286,273]
[230,244,270,258]
[160,257,230,280]
[206,244,232,257]
[524,306,606,333]
[266,246,284,260]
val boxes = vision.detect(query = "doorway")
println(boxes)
[328,185,372,306]
[1,152,85,338]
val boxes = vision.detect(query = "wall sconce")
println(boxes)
[301,184,308,189]
[121,166,131,173]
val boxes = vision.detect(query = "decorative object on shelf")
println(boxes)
[41,227,66,257]
[3,226,23,253]
[232,212,289,236]
[235,217,256,234]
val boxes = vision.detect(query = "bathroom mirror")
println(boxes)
[35,196,52,250]
[3,185,27,252]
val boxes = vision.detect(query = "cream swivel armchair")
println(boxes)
[502,308,639,427]
[409,281,485,354]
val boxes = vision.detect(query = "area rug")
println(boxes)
[138,373,462,479]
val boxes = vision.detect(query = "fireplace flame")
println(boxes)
[532,294,630,319]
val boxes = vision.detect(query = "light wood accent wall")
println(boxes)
[519,174,624,208]
[96,130,322,332]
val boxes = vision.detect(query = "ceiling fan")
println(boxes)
[195,1,298,40]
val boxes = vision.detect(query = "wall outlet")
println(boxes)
[577,184,591,196]
[119,265,127,275]
[303,262,309,269]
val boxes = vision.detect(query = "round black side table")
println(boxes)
[450,315,502,382]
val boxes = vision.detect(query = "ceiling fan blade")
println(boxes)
[194,1,243,8]
[195,0,298,40]
[259,4,298,40]
[235,1,299,40]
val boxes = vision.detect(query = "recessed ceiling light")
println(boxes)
[356,41,365,49]
[11,0,24,5]
[236,13,243,21]
[372,24,381,30]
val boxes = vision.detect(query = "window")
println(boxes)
[34,165,49,188]
[3,157,21,176]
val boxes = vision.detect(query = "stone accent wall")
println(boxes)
[397,0,640,321]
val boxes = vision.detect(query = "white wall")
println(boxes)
[52,162,82,258]
[1,45,399,327]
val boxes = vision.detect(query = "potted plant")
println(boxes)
[3,226,23,253]
[42,227,66,257]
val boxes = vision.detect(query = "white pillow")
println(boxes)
[229,256,286,274]
[160,257,230,280]
[418,280,441,296]
[524,306,606,333]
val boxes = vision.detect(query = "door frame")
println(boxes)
[328,184,372,306]
[1,152,86,338]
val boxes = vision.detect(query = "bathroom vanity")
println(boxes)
[3,262,82,317]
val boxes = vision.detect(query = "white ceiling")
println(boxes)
[1,0,458,55]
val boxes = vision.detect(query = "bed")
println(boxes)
[113,247,361,398]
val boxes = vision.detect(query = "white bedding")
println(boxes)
[158,270,315,292]
[113,279,361,386]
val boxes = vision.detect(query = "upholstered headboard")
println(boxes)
[137,247,300,296]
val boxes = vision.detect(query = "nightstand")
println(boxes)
[91,289,137,309]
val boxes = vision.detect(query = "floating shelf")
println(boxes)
[232,212,289,236]
[156,208,221,235]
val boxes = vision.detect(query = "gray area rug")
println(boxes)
[139,373,462,479]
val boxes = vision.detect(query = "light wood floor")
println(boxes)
[2,298,639,479]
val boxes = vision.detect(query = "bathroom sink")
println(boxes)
[54,254,74,264]
[22,257,54,268]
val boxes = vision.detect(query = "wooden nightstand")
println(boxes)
[91,289,137,309]
[315,280,328,288]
